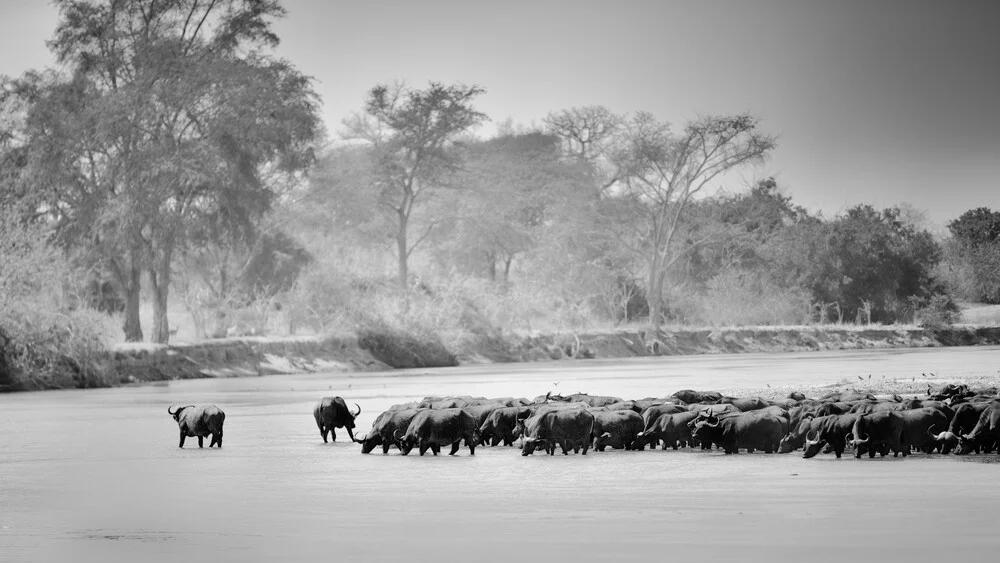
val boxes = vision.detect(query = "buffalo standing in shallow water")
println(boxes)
[168,404,225,448]
[313,397,362,443]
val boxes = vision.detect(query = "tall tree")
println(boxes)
[609,112,776,325]
[342,82,487,289]
[9,0,319,342]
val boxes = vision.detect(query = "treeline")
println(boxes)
[0,2,993,389]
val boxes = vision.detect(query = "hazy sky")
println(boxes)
[1,0,998,229]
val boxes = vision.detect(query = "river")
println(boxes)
[2,346,999,562]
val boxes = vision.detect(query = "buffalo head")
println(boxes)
[167,405,194,422]
[393,429,415,456]
[802,430,824,459]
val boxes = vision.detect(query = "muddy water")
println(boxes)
[2,346,1000,563]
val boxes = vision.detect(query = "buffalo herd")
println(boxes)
[167,383,1000,458]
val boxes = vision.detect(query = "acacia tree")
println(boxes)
[342,82,487,289]
[610,112,776,325]
[10,0,320,342]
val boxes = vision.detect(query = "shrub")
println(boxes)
[0,210,117,390]
[912,294,961,328]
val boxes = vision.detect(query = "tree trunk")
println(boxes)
[396,213,409,290]
[486,251,496,282]
[150,243,174,344]
[646,257,666,327]
[122,262,143,342]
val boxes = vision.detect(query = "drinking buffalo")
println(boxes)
[394,408,481,456]
[313,397,361,443]
[957,403,1000,455]
[168,404,225,448]
[360,408,425,454]
[801,413,860,458]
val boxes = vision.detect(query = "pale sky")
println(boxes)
[2,0,998,229]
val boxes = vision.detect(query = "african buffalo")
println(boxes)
[957,403,1000,455]
[670,390,722,404]
[637,410,700,450]
[549,393,622,408]
[168,404,225,448]
[948,402,991,453]
[479,406,529,446]
[313,397,361,443]
[719,396,769,412]
[522,408,594,456]
[360,408,425,454]
[394,408,480,456]
[801,413,860,458]
[898,408,950,454]
[852,411,905,458]
[592,410,644,451]
[691,412,784,454]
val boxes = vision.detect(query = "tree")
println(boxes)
[942,207,1000,303]
[543,105,623,194]
[443,132,587,284]
[948,207,1000,248]
[9,0,320,342]
[609,112,776,325]
[342,81,488,290]
[820,205,944,322]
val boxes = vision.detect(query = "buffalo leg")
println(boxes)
[330,429,337,442]
[179,431,186,448]
[430,444,441,456]
[468,441,476,456]
[198,436,204,448]
[346,428,357,443]
[382,443,391,454]
[449,442,460,455]
[215,431,222,448]
[419,443,429,456]
[320,426,329,443]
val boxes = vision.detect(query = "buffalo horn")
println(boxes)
[393,429,405,441]
[927,425,939,441]
[167,405,177,415]
[853,432,870,446]
[353,403,362,418]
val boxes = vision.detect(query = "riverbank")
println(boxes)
[3,324,1000,391]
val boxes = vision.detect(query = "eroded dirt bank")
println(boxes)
[6,325,1000,391]
[112,325,1000,384]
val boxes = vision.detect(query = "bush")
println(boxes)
[912,294,961,328]
[0,210,117,390]
[357,320,457,368]
[676,269,813,327]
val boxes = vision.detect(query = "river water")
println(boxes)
[2,346,999,562]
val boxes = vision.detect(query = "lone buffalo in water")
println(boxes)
[314,397,362,443]
[168,404,225,448]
